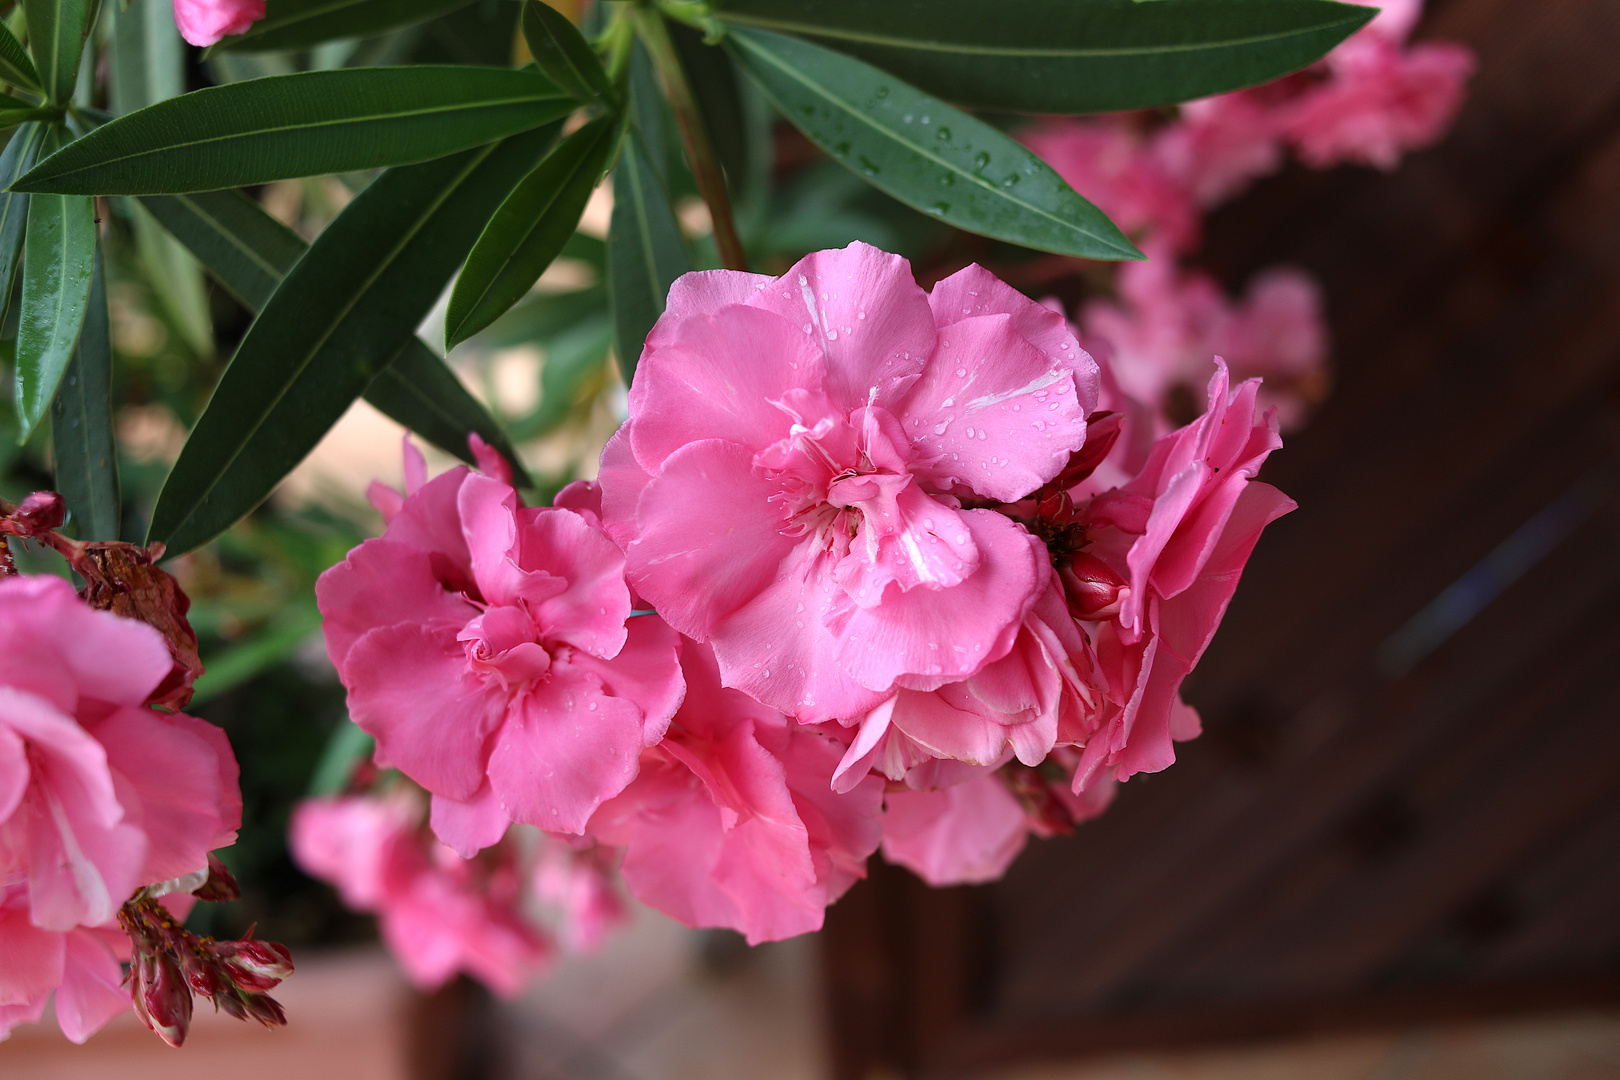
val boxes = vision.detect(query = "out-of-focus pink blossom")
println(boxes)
[530,838,625,954]
[588,640,884,944]
[290,793,551,997]
[880,772,1029,886]
[1283,34,1475,171]
[1070,361,1296,791]
[318,450,684,846]
[1150,90,1287,207]
[1081,244,1328,433]
[172,0,265,47]
[0,575,240,934]
[600,245,1094,724]
[0,886,130,1044]
[1021,119,1201,252]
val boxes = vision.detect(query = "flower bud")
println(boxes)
[242,991,288,1028]
[1060,552,1129,621]
[12,491,66,534]
[214,939,294,992]
[140,953,194,1048]
[179,947,225,998]
[192,852,242,902]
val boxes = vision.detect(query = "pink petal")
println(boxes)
[888,690,1017,768]
[880,775,1028,886]
[0,576,172,711]
[54,929,129,1044]
[343,623,506,801]
[742,242,934,408]
[485,666,646,834]
[624,438,797,639]
[0,725,27,824]
[513,507,632,659]
[642,269,775,356]
[383,467,476,582]
[430,784,511,859]
[0,899,64,1007]
[597,426,654,552]
[172,0,265,47]
[317,538,478,672]
[565,613,685,747]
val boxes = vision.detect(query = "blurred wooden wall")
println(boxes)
[821,0,1620,1075]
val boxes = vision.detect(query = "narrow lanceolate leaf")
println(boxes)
[140,189,530,482]
[0,124,48,322]
[220,0,475,52]
[0,19,41,91]
[14,67,573,196]
[15,130,96,442]
[446,114,620,349]
[148,126,556,556]
[522,0,616,107]
[24,0,92,104]
[608,132,691,385]
[726,28,1140,261]
[52,248,120,541]
[715,0,1377,114]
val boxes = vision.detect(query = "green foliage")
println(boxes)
[148,125,559,557]
[219,0,478,52]
[715,0,1377,114]
[522,0,618,107]
[23,0,93,104]
[14,67,573,195]
[0,19,41,92]
[447,113,622,348]
[727,28,1142,261]
[50,248,121,540]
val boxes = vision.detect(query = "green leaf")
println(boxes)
[608,134,690,386]
[220,0,475,53]
[0,124,48,322]
[522,0,616,107]
[715,0,1377,114]
[139,189,530,482]
[191,598,323,706]
[14,129,96,442]
[446,113,620,349]
[51,246,120,541]
[109,0,187,113]
[726,28,1140,261]
[306,718,375,797]
[24,0,92,104]
[0,19,41,91]
[148,125,558,557]
[14,66,574,196]
[670,21,750,198]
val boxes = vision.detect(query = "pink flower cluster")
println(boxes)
[0,576,241,1043]
[1023,0,1473,432]
[314,241,1294,969]
[173,0,265,47]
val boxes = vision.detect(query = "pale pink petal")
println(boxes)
[172,0,265,47]
[0,576,171,710]
[429,784,511,860]
[642,269,775,355]
[0,899,64,1006]
[778,728,883,906]
[485,666,645,835]
[597,427,653,553]
[880,776,1028,886]
[343,624,505,801]
[0,726,26,824]
[54,930,129,1044]
[467,433,514,485]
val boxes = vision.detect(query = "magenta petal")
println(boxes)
[837,510,1044,695]
[383,466,475,576]
[344,623,505,801]
[317,538,476,672]
[744,242,934,408]
[901,313,1087,502]
[486,666,645,834]
[928,262,1100,413]
[626,439,797,639]
[880,775,1028,886]
[430,784,511,859]
[457,473,530,610]
[54,929,129,1044]
[631,305,823,469]
[513,507,631,659]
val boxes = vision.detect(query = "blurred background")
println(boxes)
[3,0,1620,1077]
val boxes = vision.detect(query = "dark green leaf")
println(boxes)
[14,129,95,442]
[0,19,41,91]
[148,125,558,557]
[220,0,475,53]
[140,189,531,483]
[670,21,750,197]
[726,28,1140,261]
[446,114,620,348]
[110,0,186,114]
[715,0,1376,114]
[608,133,690,385]
[0,124,47,324]
[472,284,606,351]
[51,247,120,541]
[14,67,574,196]
[24,0,92,104]
[522,0,615,107]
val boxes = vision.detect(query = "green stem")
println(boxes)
[629,5,747,272]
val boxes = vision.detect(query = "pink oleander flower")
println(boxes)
[0,575,241,935]
[1150,89,1288,207]
[599,243,1095,724]
[173,0,265,47]
[1080,242,1328,433]
[1021,118,1201,252]
[1066,360,1297,791]
[290,792,551,997]
[1283,33,1475,171]
[317,440,684,847]
[530,836,625,954]
[0,886,131,1044]
[587,640,884,944]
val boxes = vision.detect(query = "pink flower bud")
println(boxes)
[1060,552,1128,620]
[179,948,225,998]
[214,939,294,992]
[140,953,194,1048]
[242,991,288,1028]
[12,491,66,534]
[192,852,242,902]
